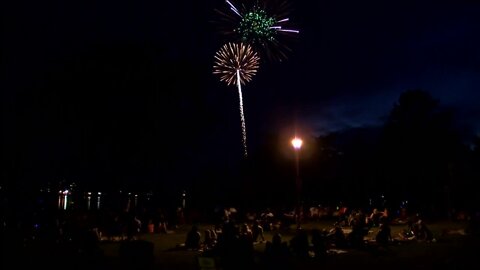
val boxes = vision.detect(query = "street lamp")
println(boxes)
[291,137,303,229]
[182,190,186,209]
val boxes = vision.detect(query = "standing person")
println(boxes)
[252,220,265,243]
[375,222,392,247]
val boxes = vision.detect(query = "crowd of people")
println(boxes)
[2,200,478,269]
[176,206,455,269]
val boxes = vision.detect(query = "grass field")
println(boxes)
[98,219,477,270]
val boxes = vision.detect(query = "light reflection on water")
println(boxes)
[53,191,145,211]
[9,187,173,214]
[56,191,103,210]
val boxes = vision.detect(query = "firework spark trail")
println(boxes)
[226,0,242,17]
[236,69,247,157]
[213,43,260,157]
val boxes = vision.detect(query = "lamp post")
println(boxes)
[291,137,303,229]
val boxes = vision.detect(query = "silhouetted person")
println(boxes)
[185,225,201,250]
[348,214,368,248]
[204,228,217,249]
[311,228,328,259]
[414,220,434,242]
[327,225,347,248]
[252,220,265,243]
[264,233,291,269]
[289,228,309,258]
[236,223,255,269]
[369,208,383,227]
[375,223,392,247]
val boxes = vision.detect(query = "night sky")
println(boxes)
[3,0,480,191]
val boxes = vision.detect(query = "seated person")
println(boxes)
[414,220,434,242]
[185,225,201,250]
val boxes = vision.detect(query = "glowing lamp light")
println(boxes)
[291,137,303,150]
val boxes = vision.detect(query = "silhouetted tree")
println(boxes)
[312,127,382,207]
[380,89,464,216]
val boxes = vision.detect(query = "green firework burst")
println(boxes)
[237,9,277,43]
